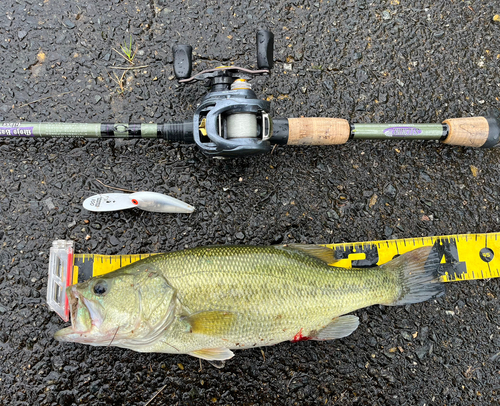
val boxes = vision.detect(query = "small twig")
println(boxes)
[144,384,168,406]
[108,70,127,93]
[17,91,72,108]
[95,179,137,193]
[112,47,135,65]
[109,65,149,70]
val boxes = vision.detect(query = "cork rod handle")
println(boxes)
[287,118,350,145]
[442,116,499,148]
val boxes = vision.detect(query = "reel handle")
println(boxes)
[173,30,274,83]
[256,30,274,70]
[172,45,193,79]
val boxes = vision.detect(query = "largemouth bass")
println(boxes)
[54,244,444,366]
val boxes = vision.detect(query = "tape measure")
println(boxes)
[72,233,500,282]
[47,233,500,321]
[74,253,158,282]
[325,233,500,282]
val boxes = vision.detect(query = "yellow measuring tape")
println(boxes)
[325,233,499,282]
[72,233,500,284]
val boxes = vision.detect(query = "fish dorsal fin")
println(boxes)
[311,315,359,341]
[285,244,338,264]
[189,347,234,362]
[182,310,236,336]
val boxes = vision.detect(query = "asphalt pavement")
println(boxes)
[0,0,499,405]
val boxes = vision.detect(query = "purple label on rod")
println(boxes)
[0,125,34,136]
[383,127,422,137]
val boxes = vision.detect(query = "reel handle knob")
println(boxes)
[256,30,274,70]
[172,45,193,79]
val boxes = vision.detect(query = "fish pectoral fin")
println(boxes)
[283,244,338,265]
[311,315,360,341]
[182,310,236,336]
[189,347,234,362]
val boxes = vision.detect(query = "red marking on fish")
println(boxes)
[292,328,311,342]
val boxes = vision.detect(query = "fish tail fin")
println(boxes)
[380,246,445,306]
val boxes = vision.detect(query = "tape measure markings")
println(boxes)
[74,253,159,282]
[71,233,500,284]
[326,233,500,282]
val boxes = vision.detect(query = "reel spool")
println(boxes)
[225,80,259,140]
[226,113,259,139]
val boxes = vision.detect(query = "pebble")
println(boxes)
[384,226,393,237]
[63,19,75,29]
[43,198,55,211]
[415,344,430,360]
[419,172,432,182]
[383,183,396,198]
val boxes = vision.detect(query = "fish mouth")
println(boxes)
[54,287,103,343]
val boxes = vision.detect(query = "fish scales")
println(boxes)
[119,245,389,353]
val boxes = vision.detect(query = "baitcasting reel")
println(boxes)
[171,30,282,157]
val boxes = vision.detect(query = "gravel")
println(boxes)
[0,0,499,405]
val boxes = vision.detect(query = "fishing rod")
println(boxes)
[1,30,499,158]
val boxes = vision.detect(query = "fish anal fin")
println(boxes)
[189,347,234,363]
[285,244,338,264]
[183,310,235,336]
[310,315,359,341]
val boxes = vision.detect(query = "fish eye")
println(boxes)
[93,280,108,296]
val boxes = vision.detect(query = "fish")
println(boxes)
[54,244,444,367]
